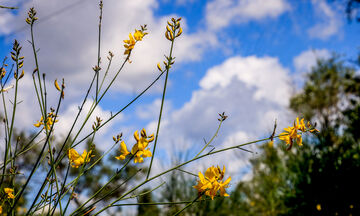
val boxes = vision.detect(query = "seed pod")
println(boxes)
[19,70,24,79]
[165,31,171,41]
[169,30,174,40]
[157,63,162,72]
[176,27,183,37]
[54,79,61,91]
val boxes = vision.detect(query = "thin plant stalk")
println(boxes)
[194,119,224,158]
[146,36,175,180]
[173,193,203,216]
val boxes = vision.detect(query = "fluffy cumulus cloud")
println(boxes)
[307,0,343,39]
[144,55,294,179]
[293,48,331,73]
[206,0,290,30]
[0,0,215,96]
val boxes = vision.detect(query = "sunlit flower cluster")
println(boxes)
[279,117,319,149]
[68,148,94,168]
[4,188,15,199]
[123,28,147,55]
[115,128,154,163]
[33,112,58,131]
[193,166,231,200]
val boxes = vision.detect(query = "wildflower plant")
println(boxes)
[0,1,320,215]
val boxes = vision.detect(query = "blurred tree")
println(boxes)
[284,55,360,215]
[137,188,160,216]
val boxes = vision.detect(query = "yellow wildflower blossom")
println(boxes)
[123,28,147,55]
[133,29,144,41]
[115,141,130,160]
[33,112,58,131]
[193,166,231,200]
[297,117,306,132]
[123,33,136,55]
[4,188,15,199]
[68,148,93,168]
[131,129,154,163]
[279,125,302,147]
[279,117,319,150]
[0,205,2,214]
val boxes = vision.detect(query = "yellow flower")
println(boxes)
[115,141,130,160]
[131,129,154,163]
[279,117,311,149]
[34,112,58,130]
[193,166,231,200]
[123,28,147,55]
[123,33,136,55]
[33,116,44,127]
[4,188,15,199]
[0,205,2,214]
[133,29,144,41]
[297,117,307,132]
[316,204,321,211]
[68,148,93,168]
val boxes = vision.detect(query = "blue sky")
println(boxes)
[0,0,359,182]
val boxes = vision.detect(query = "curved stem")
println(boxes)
[194,120,223,158]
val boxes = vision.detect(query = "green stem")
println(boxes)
[1,57,19,187]
[0,5,18,9]
[70,153,135,216]
[173,193,203,216]
[28,72,98,213]
[194,120,223,158]
[30,22,46,118]
[0,130,43,170]
[72,168,142,216]
[17,89,63,214]
[31,56,165,213]
[146,39,175,180]
[95,0,103,102]
[112,200,207,206]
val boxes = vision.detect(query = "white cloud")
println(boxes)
[200,56,292,106]
[307,0,343,39]
[136,99,173,120]
[0,0,215,96]
[144,55,294,178]
[206,0,290,30]
[293,48,331,73]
